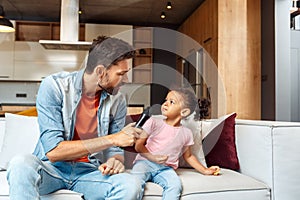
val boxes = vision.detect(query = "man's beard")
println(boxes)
[98,82,120,95]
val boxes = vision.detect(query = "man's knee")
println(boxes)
[8,154,39,169]
[7,154,40,181]
[119,173,143,199]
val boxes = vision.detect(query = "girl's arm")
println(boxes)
[183,146,220,175]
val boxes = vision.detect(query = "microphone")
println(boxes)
[122,107,152,153]
[134,106,151,129]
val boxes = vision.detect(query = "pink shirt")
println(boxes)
[134,117,194,169]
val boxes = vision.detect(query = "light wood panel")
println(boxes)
[178,0,261,119]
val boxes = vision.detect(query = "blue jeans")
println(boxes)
[7,154,141,200]
[131,160,182,200]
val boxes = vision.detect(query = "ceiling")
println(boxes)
[1,0,204,28]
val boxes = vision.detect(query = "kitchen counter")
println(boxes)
[0,104,36,117]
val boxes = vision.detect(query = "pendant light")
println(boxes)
[160,12,166,19]
[0,5,15,32]
[167,2,172,10]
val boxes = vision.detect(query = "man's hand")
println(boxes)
[98,157,125,175]
[111,123,142,147]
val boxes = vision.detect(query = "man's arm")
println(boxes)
[46,124,141,162]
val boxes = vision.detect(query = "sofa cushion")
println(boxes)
[0,113,39,169]
[202,113,240,171]
[0,171,83,200]
[0,168,270,200]
[143,168,270,200]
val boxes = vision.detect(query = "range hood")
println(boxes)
[39,0,91,50]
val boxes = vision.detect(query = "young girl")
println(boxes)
[131,88,220,200]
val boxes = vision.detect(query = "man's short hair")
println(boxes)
[85,36,135,74]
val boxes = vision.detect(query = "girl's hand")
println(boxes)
[204,166,220,175]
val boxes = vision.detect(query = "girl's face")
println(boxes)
[161,91,184,118]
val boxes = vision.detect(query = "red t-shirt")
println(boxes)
[73,92,100,162]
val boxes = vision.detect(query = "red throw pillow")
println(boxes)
[202,113,240,171]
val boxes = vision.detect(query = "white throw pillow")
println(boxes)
[180,112,207,167]
[0,113,40,169]
[0,119,5,152]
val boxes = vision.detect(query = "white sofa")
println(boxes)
[0,115,300,200]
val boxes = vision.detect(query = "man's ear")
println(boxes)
[94,65,105,77]
[181,108,191,118]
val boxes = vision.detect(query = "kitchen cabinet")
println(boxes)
[0,21,87,81]
[0,22,134,81]
[13,41,87,81]
[0,22,153,82]
[0,32,14,80]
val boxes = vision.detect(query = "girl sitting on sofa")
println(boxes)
[131,87,220,200]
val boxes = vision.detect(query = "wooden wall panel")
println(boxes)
[178,0,261,120]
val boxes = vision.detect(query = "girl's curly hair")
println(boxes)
[169,86,211,121]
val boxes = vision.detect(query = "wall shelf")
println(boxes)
[15,21,85,41]
[132,27,153,83]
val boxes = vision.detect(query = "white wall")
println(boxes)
[290,30,300,122]
[275,0,292,121]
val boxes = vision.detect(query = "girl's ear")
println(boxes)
[181,108,191,118]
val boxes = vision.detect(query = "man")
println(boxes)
[7,36,143,199]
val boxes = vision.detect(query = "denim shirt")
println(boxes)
[33,69,126,166]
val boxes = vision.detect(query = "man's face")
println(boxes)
[98,59,131,95]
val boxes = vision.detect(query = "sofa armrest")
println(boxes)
[235,120,273,185]
[235,119,300,200]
